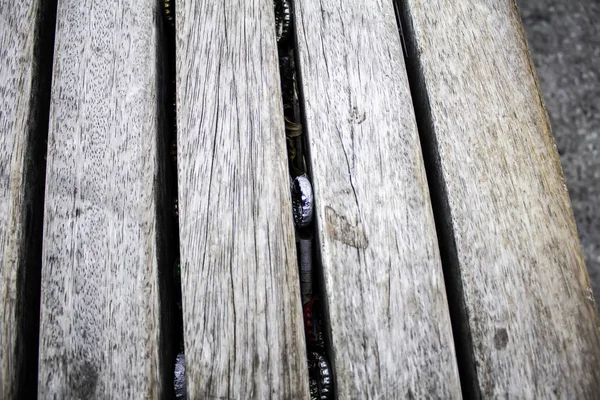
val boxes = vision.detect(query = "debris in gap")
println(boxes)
[161,1,187,398]
[275,0,333,397]
[274,0,292,43]
[291,174,314,228]
[162,0,174,27]
[308,351,333,400]
[286,118,306,176]
[174,352,187,399]
[303,297,327,350]
[297,233,313,303]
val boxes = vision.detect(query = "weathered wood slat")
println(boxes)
[0,1,53,398]
[176,1,309,398]
[398,0,600,397]
[293,0,461,397]
[38,1,170,398]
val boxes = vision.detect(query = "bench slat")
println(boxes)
[38,1,168,397]
[293,0,462,397]
[0,2,51,398]
[175,1,309,397]
[398,0,600,397]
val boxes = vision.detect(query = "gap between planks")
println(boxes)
[292,0,462,397]
[0,1,57,398]
[396,0,600,397]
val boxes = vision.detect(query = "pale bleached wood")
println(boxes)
[38,1,169,398]
[175,1,309,398]
[398,0,600,397]
[0,1,53,398]
[293,0,462,397]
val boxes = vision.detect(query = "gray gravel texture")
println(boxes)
[518,0,600,303]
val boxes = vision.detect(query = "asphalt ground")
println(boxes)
[518,0,600,304]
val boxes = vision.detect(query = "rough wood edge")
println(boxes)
[396,0,600,397]
[0,1,56,397]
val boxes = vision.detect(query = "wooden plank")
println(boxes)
[293,0,462,397]
[397,0,600,397]
[0,1,54,398]
[176,1,309,398]
[37,1,170,398]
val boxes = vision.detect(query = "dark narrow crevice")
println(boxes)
[392,1,480,398]
[156,0,184,398]
[273,1,334,398]
[289,30,339,400]
[13,0,58,398]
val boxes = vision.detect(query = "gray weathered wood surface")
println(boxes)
[37,1,168,398]
[0,1,50,398]
[176,0,309,397]
[398,0,600,397]
[293,0,462,397]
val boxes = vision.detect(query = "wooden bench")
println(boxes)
[1,0,598,398]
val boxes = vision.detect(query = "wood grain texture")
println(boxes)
[176,1,309,398]
[293,0,461,397]
[38,1,168,398]
[397,0,600,397]
[0,1,53,397]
